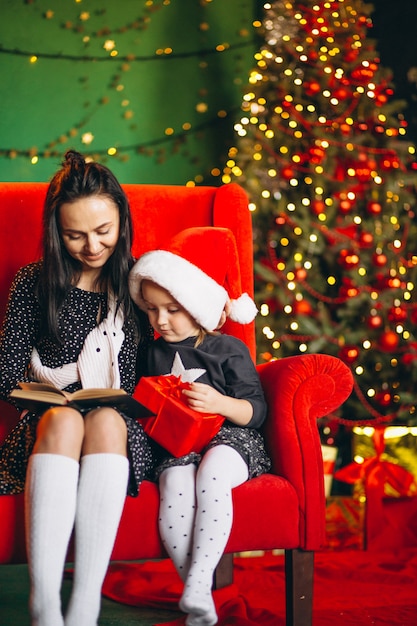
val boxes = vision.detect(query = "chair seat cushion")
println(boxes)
[111,474,299,560]
[226,473,299,552]
[0,474,299,564]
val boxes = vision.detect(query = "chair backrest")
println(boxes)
[0,181,255,357]
[0,182,256,442]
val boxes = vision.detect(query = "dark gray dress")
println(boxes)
[142,334,272,480]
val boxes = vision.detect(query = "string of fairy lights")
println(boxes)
[222,0,417,424]
[0,0,255,171]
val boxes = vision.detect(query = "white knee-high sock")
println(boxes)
[65,453,129,626]
[179,446,248,626]
[158,464,197,582]
[25,453,79,626]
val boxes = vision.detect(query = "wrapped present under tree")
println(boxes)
[335,426,417,550]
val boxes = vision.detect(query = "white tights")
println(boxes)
[158,445,249,626]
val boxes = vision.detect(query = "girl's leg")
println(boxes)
[158,464,197,582]
[179,445,249,626]
[25,407,84,626]
[65,408,129,626]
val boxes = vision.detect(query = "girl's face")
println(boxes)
[59,195,120,281]
[141,280,200,343]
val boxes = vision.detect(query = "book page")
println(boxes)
[17,382,69,398]
[70,388,128,400]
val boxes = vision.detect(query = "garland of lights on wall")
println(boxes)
[0,0,255,169]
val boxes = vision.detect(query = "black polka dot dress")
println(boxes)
[0,262,155,496]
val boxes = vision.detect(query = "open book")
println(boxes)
[10,382,153,418]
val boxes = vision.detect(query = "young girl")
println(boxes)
[129,226,271,626]
[0,151,154,626]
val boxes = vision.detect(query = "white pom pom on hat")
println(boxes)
[129,226,258,332]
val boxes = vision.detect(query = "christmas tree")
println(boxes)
[222,0,417,425]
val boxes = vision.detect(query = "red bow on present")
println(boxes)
[153,375,191,400]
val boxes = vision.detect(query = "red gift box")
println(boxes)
[324,496,365,551]
[133,375,225,457]
[335,427,417,550]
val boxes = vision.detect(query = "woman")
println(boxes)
[0,151,154,626]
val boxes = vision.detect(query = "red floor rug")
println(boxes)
[102,549,417,625]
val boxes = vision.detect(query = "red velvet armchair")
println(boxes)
[0,181,353,625]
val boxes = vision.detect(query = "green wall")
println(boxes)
[0,0,257,184]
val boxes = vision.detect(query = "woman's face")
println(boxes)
[59,195,120,278]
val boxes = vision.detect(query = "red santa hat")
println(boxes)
[129,226,257,332]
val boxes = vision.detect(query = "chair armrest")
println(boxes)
[257,354,353,548]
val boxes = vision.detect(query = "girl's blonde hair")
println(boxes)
[194,327,219,347]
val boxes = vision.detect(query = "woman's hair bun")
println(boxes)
[63,150,85,168]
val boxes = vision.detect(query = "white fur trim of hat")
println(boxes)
[129,227,257,332]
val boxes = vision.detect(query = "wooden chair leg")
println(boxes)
[285,548,314,626]
[212,552,234,589]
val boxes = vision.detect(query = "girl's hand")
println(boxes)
[182,382,224,415]
[181,382,253,426]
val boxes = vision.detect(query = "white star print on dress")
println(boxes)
[169,352,206,383]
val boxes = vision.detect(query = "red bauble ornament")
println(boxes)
[388,277,402,289]
[333,87,350,101]
[305,81,321,96]
[281,166,295,180]
[388,306,407,323]
[378,330,399,351]
[367,201,382,215]
[339,345,360,364]
[309,146,325,163]
[338,249,360,268]
[358,231,374,248]
[293,299,313,315]
[402,342,417,365]
[375,391,392,407]
[295,268,307,281]
[372,252,387,267]
[367,314,383,329]
[375,93,388,107]
[355,166,372,183]
[339,283,359,298]
[311,199,325,215]
[339,123,351,135]
[380,154,400,171]
[339,199,353,214]
[344,49,359,63]
[351,62,377,83]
